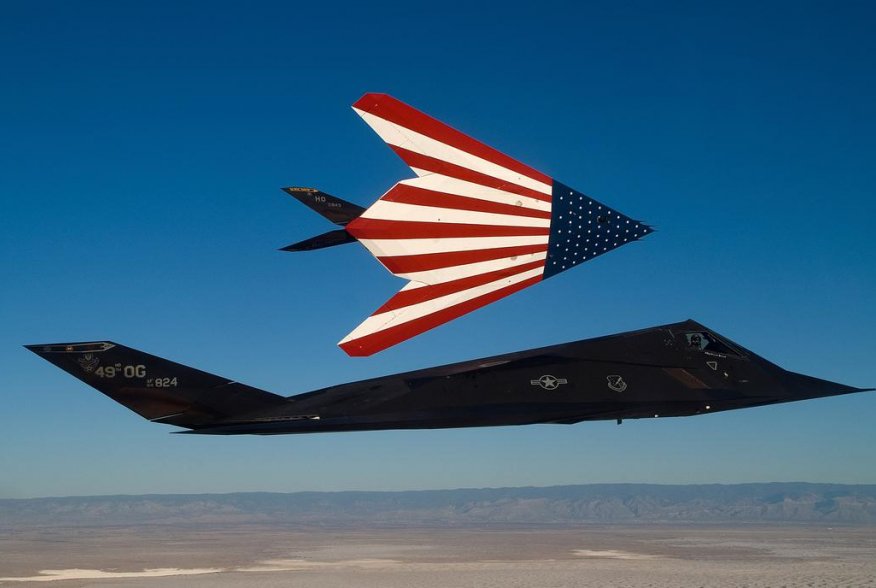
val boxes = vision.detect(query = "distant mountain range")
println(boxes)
[3,483,876,527]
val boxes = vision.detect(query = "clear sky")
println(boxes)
[2,1,874,499]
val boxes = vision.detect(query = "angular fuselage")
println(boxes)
[188,320,865,435]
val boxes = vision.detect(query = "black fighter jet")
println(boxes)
[26,320,869,435]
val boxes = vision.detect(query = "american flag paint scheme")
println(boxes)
[283,93,653,357]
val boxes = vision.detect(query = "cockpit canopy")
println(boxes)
[683,331,742,357]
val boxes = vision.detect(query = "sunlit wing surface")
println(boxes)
[337,93,653,356]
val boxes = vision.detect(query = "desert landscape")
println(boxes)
[2,485,875,587]
[1,525,875,587]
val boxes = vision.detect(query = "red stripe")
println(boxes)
[377,244,548,273]
[354,93,553,186]
[381,183,552,220]
[346,218,550,240]
[392,146,552,203]
[375,259,546,313]
[340,275,543,356]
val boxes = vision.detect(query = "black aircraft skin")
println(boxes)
[26,320,869,435]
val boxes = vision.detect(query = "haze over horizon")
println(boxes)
[4,483,876,526]
[2,0,874,499]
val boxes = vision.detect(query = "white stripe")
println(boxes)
[361,200,551,228]
[409,166,436,178]
[358,235,549,258]
[398,280,427,290]
[396,251,548,285]
[354,109,552,196]
[400,175,552,214]
[339,266,544,344]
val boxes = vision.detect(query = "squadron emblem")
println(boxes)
[607,375,627,392]
[77,353,99,373]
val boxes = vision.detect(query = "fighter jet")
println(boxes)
[25,320,869,435]
[283,93,653,356]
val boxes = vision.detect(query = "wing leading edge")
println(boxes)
[338,93,653,356]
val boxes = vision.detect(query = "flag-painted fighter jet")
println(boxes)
[26,320,869,435]
[283,94,653,356]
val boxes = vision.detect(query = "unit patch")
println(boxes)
[607,375,627,392]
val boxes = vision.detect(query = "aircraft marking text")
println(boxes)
[93,364,146,379]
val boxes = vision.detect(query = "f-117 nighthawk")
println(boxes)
[26,320,869,435]
[282,93,653,356]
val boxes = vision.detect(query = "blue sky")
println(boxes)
[1,1,874,498]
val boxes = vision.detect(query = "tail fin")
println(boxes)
[25,342,289,429]
[280,228,357,252]
[280,187,365,252]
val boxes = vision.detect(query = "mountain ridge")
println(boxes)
[3,483,875,527]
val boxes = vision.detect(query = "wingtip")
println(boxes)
[338,340,370,357]
[353,92,391,109]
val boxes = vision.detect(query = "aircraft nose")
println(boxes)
[780,370,871,401]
